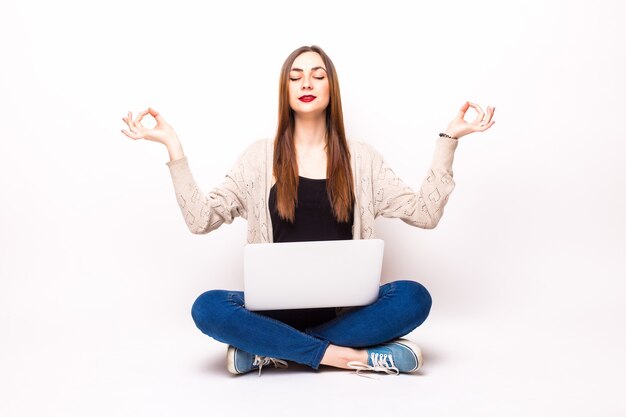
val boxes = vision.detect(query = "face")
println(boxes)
[288,51,330,116]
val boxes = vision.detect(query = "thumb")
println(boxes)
[457,101,470,119]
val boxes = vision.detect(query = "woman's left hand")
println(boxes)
[444,101,496,139]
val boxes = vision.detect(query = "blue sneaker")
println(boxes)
[347,339,423,375]
[226,345,288,376]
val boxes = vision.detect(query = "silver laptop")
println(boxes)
[243,239,384,311]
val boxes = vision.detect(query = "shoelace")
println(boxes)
[252,355,289,376]
[347,352,400,377]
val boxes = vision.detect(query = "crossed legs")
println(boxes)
[191,280,432,370]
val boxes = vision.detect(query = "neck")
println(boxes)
[293,112,327,150]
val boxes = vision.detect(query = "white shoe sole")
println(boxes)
[226,345,239,374]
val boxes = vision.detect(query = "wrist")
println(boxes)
[439,132,458,140]
[166,139,185,162]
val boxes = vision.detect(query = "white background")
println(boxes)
[1,0,625,416]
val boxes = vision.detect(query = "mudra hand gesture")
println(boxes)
[121,107,178,145]
[444,102,496,140]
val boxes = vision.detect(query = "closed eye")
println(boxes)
[290,76,325,81]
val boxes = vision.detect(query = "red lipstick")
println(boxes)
[299,95,317,102]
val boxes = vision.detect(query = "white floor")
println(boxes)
[3,301,624,417]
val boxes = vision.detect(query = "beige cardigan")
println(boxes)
[166,136,458,243]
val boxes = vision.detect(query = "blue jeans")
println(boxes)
[191,280,432,369]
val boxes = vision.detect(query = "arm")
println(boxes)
[371,100,496,228]
[371,137,458,229]
[166,152,249,235]
[121,107,248,235]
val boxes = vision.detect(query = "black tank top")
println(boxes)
[268,177,353,243]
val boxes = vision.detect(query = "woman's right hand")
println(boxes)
[121,107,179,146]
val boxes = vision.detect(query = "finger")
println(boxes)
[468,102,484,124]
[121,129,141,140]
[134,109,150,127]
[469,102,485,124]
[127,111,141,132]
[148,107,165,124]
[479,106,491,127]
[479,120,495,131]
[480,106,495,126]
[122,116,138,133]
[122,115,135,127]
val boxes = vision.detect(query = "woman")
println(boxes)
[121,45,496,376]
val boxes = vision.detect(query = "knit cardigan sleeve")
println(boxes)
[165,147,252,235]
[369,136,458,229]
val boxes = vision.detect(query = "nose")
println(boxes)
[301,75,313,90]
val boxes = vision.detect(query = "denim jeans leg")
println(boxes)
[191,290,330,369]
[305,280,432,347]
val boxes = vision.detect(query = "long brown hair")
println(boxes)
[273,45,355,223]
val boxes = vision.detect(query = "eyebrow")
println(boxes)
[290,66,327,73]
